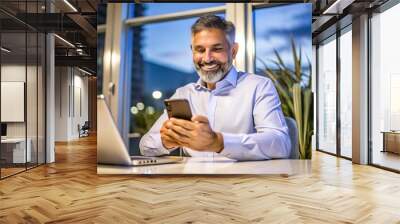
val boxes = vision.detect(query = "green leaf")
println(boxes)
[259,39,313,159]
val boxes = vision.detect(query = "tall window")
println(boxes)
[97,32,105,94]
[97,4,107,94]
[339,27,352,158]
[253,4,312,159]
[254,4,312,75]
[127,4,225,155]
[317,36,337,154]
[371,3,400,171]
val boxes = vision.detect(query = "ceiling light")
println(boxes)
[1,47,11,53]
[63,0,78,12]
[322,0,355,15]
[78,67,92,76]
[54,34,75,48]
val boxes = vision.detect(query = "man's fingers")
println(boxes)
[164,128,190,144]
[170,118,196,130]
[162,136,181,149]
[164,120,173,129]
[191,115,209,124]
[164,128,180,140]
[170,124,192,138]
[162,121,191,145]
[162,134,177,143]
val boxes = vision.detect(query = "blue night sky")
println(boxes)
[254,4,312,71]
[142,17,198,73]
[135,3,311,74]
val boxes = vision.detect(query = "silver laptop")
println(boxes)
[97,95,183,166]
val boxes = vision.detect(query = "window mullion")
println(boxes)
[226,3,247,72]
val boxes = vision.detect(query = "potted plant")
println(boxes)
[258,39,313,159]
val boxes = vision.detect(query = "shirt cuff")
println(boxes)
[156,134,182,155]
[218,132,244,160]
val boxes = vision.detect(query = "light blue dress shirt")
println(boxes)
[139,67,291,161]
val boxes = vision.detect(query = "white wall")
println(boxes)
[55,66,69,141]
[72,73,89,137]
[54,66,89,141]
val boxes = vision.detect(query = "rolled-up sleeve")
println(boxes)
[219,79,291,161]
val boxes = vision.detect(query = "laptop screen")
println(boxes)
[1,123,7,137]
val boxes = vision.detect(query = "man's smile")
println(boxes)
[200,63,220,71]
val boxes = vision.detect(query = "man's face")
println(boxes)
[191,28,238,83]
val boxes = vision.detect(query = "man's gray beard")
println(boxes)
[197,69,226,83]
[194,60,232,84]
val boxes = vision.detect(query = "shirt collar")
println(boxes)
[195,66,238,90]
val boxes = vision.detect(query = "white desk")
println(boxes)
[97,157,312,175]
[1,138,31,163]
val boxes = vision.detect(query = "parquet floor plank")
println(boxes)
[0,135,400,223]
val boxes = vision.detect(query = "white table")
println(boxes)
[97,156,312,175]
[1,138,31,163]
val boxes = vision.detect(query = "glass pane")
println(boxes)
[97,3,106,95]
[0,0,46,178]
[128,14,224,156]
[339,28,352,158]
[317,36,337,154]
[98,3,107,25]
[26,0,41,167]
[38,33,45,165]
[254,4,312,75]
[253,4,312,158]
[140,3,224,17]
[371,3,400,171]
[0,1,28,33]
[97,33,105,95]
[27,31,38,169]
[1,30,28,177]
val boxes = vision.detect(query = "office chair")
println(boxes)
[285,117,299,159]
[79,121,90,138]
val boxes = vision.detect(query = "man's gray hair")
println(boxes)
[191,15,236,46]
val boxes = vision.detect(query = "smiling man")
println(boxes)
[139,15,291,161]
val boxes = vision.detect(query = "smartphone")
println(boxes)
[164,99,193,121]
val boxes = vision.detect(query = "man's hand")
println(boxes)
[165,115,224,153]
[160,119,180,150]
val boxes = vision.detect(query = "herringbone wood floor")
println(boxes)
[1,135,400,223]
